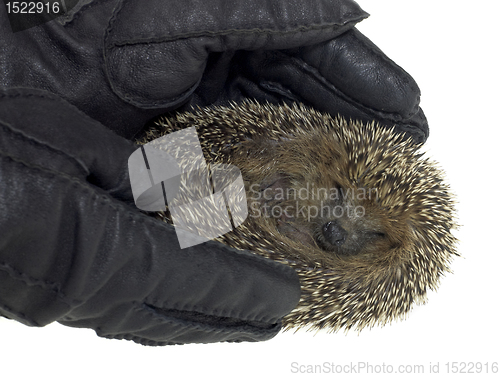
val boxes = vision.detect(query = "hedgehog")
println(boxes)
[138,100,459,332]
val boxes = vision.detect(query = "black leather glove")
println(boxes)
[0,0,428,346]
[0,88,301,345]
[0,0,427,142]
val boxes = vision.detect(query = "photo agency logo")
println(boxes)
[247,183,378,221]
[128,127,248,249]
[3,0,79,32]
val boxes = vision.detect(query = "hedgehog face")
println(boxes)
[239,125,404,261]
[247,172,394,258]
[313,210,389,257]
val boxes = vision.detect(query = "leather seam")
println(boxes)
[103,0,200,108]
[0,88,109,176]
[0,262,81,307]
[144,298,278,324]
[280,53,417,122]
[0,119,90,178]
[0,88,100,126]
[106,0,365,48]
[107,20,365,47]
[134,303,280,334]
[0,301,40,327]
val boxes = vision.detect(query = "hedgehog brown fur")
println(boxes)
[140,100,459,332]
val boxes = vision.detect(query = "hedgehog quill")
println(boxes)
[139,100,459,332]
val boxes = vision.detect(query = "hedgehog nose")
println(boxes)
[322,221,347,246]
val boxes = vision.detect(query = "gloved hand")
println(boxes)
[0,0,428,346]
[0,0,427,142]
[0,88,301,345]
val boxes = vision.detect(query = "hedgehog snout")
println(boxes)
[322,220,347,246]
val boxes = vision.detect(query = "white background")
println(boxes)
[2,1,499,376]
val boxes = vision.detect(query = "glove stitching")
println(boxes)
[2,152,298,323]
[0,262,82,307]
[106,70,200,110]
[0,88,115,177]
[103,3,362,109]
[282,53,414,122]
[351,29,421,110]
[330,29,420,119]
[0,150,175,234]
[94,303,279,346]
[0,119,90,178]
[136,302,274,330]
[101,333,173,346]
[103,0,202,109]
[0,261,60,291]
[106,0,364,47]
[0,301,40,326]
[107,22,363,48]
[0,88,96,126]
[259,76,427,142]
[145,298,276,324]
[118,303,279,345]
[395,114,428,142]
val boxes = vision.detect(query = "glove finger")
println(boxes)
[0,88,137,203]
[0,155,299,339]
[285,28,421,119]
[229,28,429,143]
[104,0,368,109]
[60,287,283,346]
